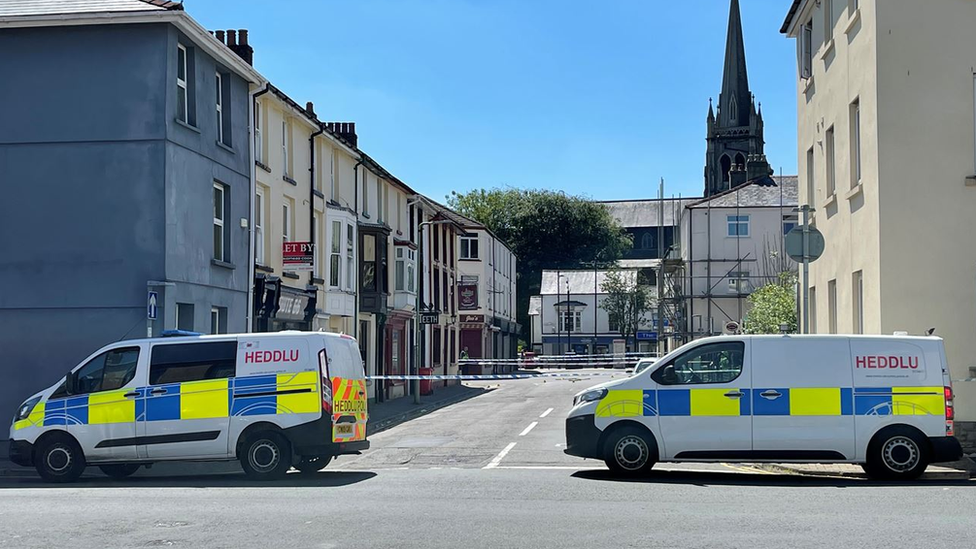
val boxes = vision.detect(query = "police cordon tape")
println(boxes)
[366,372,629,381]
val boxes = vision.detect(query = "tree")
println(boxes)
[448,188,631,342]
[600,268,656,345]
[744,271,798,334]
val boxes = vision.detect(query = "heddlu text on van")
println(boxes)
[855,355,919,369]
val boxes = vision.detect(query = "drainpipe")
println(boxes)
[309,118,323,290]
[353,156,365,339]
[248,83,271,333]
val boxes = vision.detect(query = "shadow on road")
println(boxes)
[571,469,974,488]
[0,470,377,489]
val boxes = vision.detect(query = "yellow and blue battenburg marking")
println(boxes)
[595,386,945,418]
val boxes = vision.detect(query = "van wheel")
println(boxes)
[864,426,929,480]
[603,426,657,476]
[35,434,86,483]
[240,431,292,481]
[98,464,141,479]
[294,455,332,475]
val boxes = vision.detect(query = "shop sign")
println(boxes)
[459,283,478,310]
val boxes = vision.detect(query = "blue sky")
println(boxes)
[187,0,798,201]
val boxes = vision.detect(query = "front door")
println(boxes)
[62,346,142,462]
[751,337,856,460]
[138,340,237,459]
[652,340,752,460]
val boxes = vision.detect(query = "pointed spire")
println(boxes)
[719,0,751,128]
[708,98,715,121]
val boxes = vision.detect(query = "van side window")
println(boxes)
[149,341,237,385]
[70,347,141,395]
[652,342,744,385]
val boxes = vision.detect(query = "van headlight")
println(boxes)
[14,397,41,422]
[573,388,608,406]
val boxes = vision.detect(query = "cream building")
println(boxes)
[783,0,976,449]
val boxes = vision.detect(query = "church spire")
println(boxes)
[718,0,751,128]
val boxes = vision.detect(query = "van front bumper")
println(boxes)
[8,439,33,467]
[564,414,602,459]
[929,436,963,463]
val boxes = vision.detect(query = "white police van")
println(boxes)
[9,331,368,482]
[565,335,962,480]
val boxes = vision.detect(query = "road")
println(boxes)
[1,369,974,549]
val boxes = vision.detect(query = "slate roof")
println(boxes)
[0,0,179,17]
[688,175,798,209]
[528,296,542,316]
[540,269,637,296]
[601,198,700,228]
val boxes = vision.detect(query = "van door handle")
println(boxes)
[150,388,167,395]
[123,391,140,398]
[724,391,744,398]
[760,390,783,399]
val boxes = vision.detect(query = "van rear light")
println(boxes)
[945,386,955,421]
[947,421,955,437]
[319,349,332,414]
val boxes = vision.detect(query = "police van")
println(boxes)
[9,331,368,482]
[565,335,963,480]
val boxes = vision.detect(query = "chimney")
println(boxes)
[325,122,358,148]
[224,28,254,66]
[305,102,316,117]
[215,30,225,44]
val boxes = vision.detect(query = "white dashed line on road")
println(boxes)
[540,408,554,418]
[519,422,539,437]
[484,442,517,469]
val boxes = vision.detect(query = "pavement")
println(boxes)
[1,370,975,548]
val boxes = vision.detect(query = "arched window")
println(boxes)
[641,233,653,250]
[735,153,746,171]
[730,96,738,121]
[720,155,732,183]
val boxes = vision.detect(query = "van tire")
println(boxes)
[294,455,332,475]
[603,425,657,476]
[98,464,141,479]
[240,431,292,481]
[34,433,86,483]
[864,426,929,480]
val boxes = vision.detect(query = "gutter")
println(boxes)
[352,156,365,339]
[247,83,271,332]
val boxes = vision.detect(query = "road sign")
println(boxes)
[636,331,657,341]
[147,291,158,320]
[785,225,825,262]
[420,312,440,325]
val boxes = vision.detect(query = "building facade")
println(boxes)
[0,2,264,418]
[783,0,976,447]
[456,222,519,365]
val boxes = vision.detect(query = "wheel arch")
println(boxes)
[235,421,288,458]
[867,423,930,455]
[32,429,81,462]
[598,420,660,460]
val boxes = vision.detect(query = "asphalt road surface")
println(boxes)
[1,370,974,549]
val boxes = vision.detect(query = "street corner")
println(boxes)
[733,462,975,482]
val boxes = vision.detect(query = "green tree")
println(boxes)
[600,268,656,344]
[448,188,631,342]
[744,271,798,334]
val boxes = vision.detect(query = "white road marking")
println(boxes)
[539,408,554,418]
[519,422,539,437]
[483,442,517,469]
[496,465,749,474]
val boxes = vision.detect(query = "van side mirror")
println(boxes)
[661,365,677,385]
[65,371,76,395]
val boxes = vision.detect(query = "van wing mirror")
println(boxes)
[65,371,77,395]
[661,365,677,385]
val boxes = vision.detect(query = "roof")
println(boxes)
[781,0,804,34]
[418,196,473,233]
[0,0,180,16]
[540,269,637,296]
[601,198,700,228]
[528,296,542,316]
[617,259,663,270]
[688,175,798,209]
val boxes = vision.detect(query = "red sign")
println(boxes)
[283,241,314,271]
[855,356,919,369]
[459,283,478,310]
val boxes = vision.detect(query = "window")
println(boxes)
[255,187,265,264]
[850,98,861,186]
[72,347,141,395]
[383,184,390,224]
[312,215,320,277]
[149,341,237,385]
[652,341,744,385]
[213,183,226,262]
[346,223,355,291]
[215,72,224,144]
[395,247,406,291]
[806,147,815,206]
[729,96,738,122]
[443,271,450,315]
[433,269,441,310]
[800,20,813,79]
[254,101,263,163]
[559,310,582,333]
[828,279,838,334]
[362,171,369,216]
[608,312,620,333]
[783,214,798,236]
[809,286,817,334]
[824,0,833,42]
[460,236,479,259]
[433,226,440,261]
[849,0,858,13]
[728,271,750,294]
[727,215,750,237]
[176,303,194,331]
[362,234,376,291]
[407,250,415,292]
[210,307,226,335]
[281,120,290,177]
[330,148,336,200]
[177,44,188,123]
[282,202,292,246]
[826,126,836,196]
[852,271,864,334]
[640,233,653,250]
[330,220,342,288]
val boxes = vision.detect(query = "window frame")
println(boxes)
[177,43,189,124]
[852,271,864,334]
[210,307,220,335]
[651,341,745,386]
[215,72,224,144]
[330,220,342,289]
[346,222,355,292]
[69,346,141,396]
[282,202,292,246]
[254,100,263,163]
[255,187,265,264]
[826,125,836,196]
[828,279,838,334]
[800,19,813,79]
[213,182,226,262]
[460,236,480,260]
[850,98,861,187]
[281,119,290,177]
[148,341,238,386]
[806,146,815,206]
[726,215,750,238]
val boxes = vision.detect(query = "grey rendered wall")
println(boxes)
[0,24,170,419]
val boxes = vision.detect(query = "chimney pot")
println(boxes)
[306,102,315,116]
[227,29,237,46]
[239,29,248,46]
[215,30,225,43]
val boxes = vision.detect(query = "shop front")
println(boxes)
[253,274,317,332]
